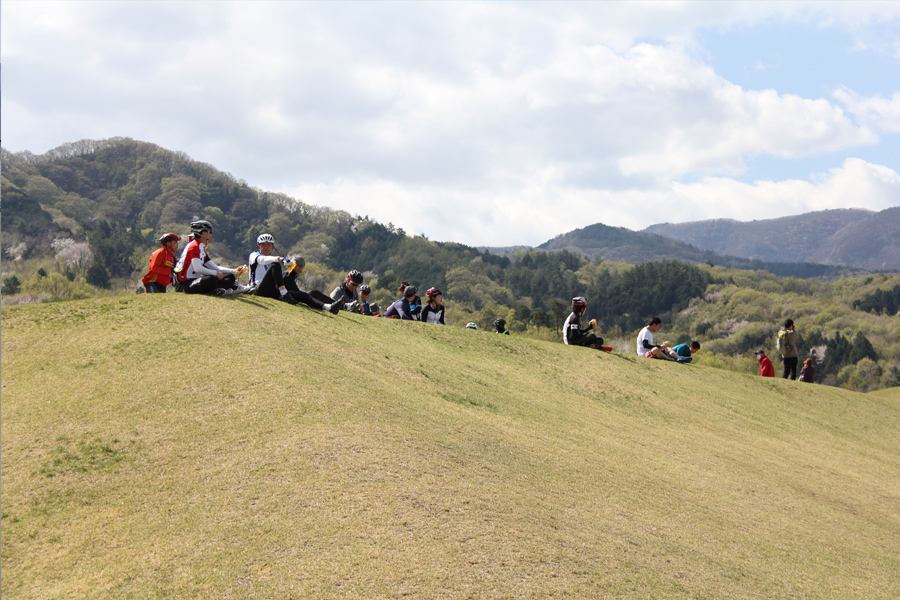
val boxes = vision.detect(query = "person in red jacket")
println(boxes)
[142,233,181,293]
[755,349,775,377]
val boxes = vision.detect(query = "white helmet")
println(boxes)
[466,322,478,329]
[257,233,275,245]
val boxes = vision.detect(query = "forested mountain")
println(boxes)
[3,137,899,392]
[644,208,900,270]
[537,222,858,278]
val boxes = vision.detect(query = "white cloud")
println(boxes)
[2,1,899,248]
[281,158,900,246]
[834,88,900,134]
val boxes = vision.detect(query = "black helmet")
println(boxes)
[495,318,506,326]
[572,296,587,308]
[348,270,364,285]
[190,220,213,237]
[359,285,371,294]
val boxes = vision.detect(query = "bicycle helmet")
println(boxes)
[572,296,587,307]
[158,233,180,244]
[190,220,213,237]
[495,318,506,326]
[359,285,371,294]
[257,233,275,245]
[348,270,364,285]
[466,322,478,329]
[426,287,442,298]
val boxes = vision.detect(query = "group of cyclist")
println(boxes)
[143,221,700,360]
[143,221,447,321]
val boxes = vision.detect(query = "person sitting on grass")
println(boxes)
[384,284,417,320]
[142,232,180,293]
[421,287,445,324]
[671,341,701,362]
[755,349,775,377]
[564,297,611,350]
[174,220,250,296]
[494,318,510,335]
[636,317,679,360]
[370,303,382,317]
[358,285,373,315]
[317,270,362,312]
[798,357,815,383]
[248,233,341,313]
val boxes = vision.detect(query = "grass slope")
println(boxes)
[2,295,899,599]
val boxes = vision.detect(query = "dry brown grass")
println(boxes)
[2,294,899,599]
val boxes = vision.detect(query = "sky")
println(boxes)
[2,1,900,247]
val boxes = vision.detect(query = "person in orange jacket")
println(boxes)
[142,233,181,293]
[755,349,775,377]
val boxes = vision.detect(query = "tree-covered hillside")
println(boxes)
[645,208,900,271]
[2,138,899,392]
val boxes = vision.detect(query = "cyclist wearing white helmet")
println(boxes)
[564,297,608,350]
[174,221,249,295]
[421,287,445,324]
[248,233,341,313]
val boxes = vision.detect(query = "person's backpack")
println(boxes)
[776,329,789,356]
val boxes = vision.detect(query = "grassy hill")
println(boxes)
[2,295,899,599]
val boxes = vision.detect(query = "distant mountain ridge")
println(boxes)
[535,222,861,278]
[645,208,900,271]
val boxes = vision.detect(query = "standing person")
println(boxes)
[495,318,510,335]
[777,319,801,380]
[636,317,678,360]
[421,287,445,324]
[248,234,341,313]
[756,349,775,377]
[174,220,247,295]
[798,358,816,383]
[384,285,417,320]
[142,233,180,293]
[563,297,607,349]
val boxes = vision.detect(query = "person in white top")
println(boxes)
[174,220,250,295]
[636,317,678,360]
[248,233,341,313]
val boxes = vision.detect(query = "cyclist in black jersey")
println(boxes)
[564,297,608,350]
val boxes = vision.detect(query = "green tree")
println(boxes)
[2,275,22,295]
